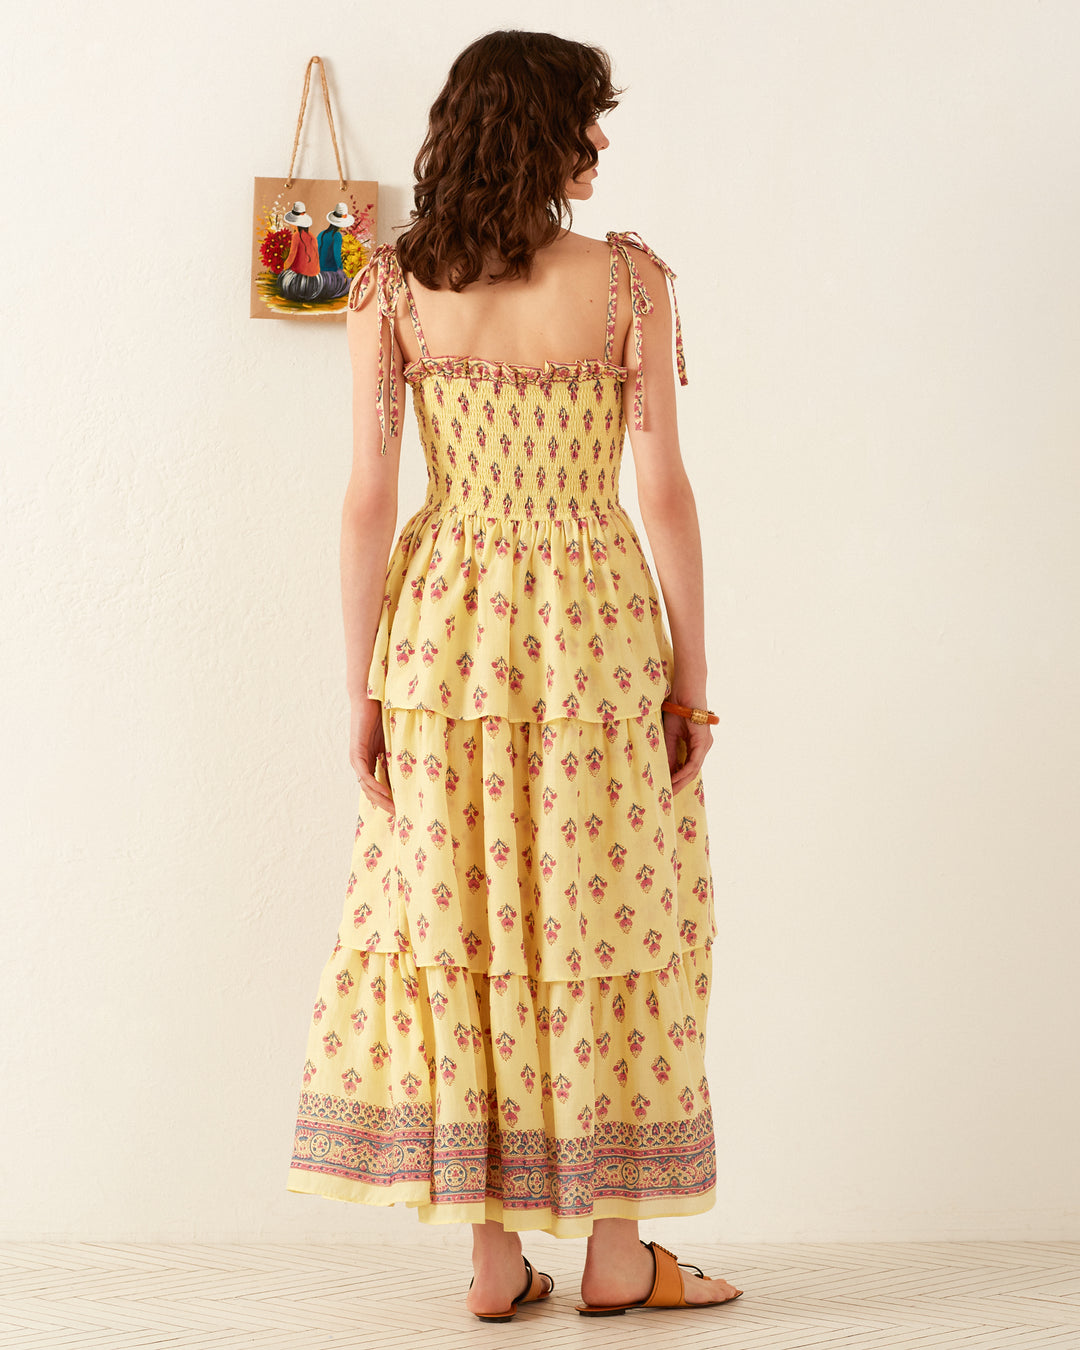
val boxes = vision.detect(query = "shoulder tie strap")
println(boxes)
[604,230,688,432]
[347,242,405,456]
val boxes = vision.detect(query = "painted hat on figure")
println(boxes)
[284,201,313,226]
[326,203,355,227]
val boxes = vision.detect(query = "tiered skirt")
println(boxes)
[287,500,719,1236]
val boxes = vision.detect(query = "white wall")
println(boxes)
[3,0,1078,1244]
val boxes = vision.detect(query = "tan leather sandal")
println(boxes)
[469,1254,555,1323]
[575,1239,743,1316]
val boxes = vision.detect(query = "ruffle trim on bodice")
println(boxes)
[403,355,629,388]
[365,504,675,724]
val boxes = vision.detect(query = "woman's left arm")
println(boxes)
[342,272,404,813]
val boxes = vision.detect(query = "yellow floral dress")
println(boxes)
[286,231,719,1237]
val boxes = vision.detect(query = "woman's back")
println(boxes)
[395,230,634,371]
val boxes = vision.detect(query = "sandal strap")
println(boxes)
[642,1240,689,1308]
[518,1255,555,1305]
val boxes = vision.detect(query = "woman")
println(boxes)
[287,29,743,1321]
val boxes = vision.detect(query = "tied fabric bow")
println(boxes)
[348,242,406,456]
[605,230,688,432]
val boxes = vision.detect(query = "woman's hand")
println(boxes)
[664,707,714,794]
[349,695,394,815]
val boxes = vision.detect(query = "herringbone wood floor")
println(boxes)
[0,1239,1078,1348]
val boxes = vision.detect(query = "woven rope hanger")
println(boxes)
[285,55,347,191]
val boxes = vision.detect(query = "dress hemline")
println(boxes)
[286,1169,716,1238]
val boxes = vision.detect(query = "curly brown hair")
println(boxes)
[396,30,622,291]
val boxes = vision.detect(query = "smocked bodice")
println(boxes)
[405,357,628,520]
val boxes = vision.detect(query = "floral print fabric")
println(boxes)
[288,233,719,1236]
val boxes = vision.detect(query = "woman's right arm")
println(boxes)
[342,270,404,813]
[621,250,713,794]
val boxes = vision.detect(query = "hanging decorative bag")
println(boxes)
[250,55,377,320]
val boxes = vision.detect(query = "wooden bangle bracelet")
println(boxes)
[660,700,719,725]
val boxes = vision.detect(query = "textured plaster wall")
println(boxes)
[2,0,1078,1242]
